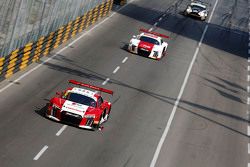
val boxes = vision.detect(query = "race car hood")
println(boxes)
[138,41,154,52]
[61,100,89,117]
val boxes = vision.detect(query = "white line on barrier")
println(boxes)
[56,125,68,136]
[33,145,48,160]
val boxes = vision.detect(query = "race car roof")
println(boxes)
[190,2,206,8]
[140,33,161,41]
[69,87,98,100]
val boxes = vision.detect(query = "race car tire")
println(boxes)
[106,108,111,120]
[162,48,167,57]
[95,114,103,130]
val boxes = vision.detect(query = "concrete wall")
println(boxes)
[0,0,109,57]
[0,0,114,80]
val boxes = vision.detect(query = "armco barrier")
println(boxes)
[0,0,113,81]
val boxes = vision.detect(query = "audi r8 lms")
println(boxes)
[128,28,169,60]
[184,0,209,21]
[46,80,113,130]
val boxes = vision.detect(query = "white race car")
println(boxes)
[128,29,169,60]
[184,0,209,21]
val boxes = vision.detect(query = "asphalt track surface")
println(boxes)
[0,0,248,167]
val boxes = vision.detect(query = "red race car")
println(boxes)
[46,80,113,130]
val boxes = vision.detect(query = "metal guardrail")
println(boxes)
[0,0,114,80]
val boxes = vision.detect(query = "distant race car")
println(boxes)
[184,0,209,20]
[46,80,113,130]
[128,28,169,60]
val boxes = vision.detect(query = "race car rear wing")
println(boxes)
[139,28,170,39]
[69,80,113,95]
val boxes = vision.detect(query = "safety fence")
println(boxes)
[0,0,113,81]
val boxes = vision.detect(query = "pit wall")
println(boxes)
[0,0,113,81]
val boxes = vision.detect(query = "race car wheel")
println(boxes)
[106,108,111,120]
[162,48,167,57]
[102,110,106,119]
[95,114,103,130]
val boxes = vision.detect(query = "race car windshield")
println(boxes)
[191,5,206,10]
[66,93,96,107]
[140,36,160,45]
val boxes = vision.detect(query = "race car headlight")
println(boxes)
[199,12,205,16]
[186,7,192,13]
[84,114,95,119]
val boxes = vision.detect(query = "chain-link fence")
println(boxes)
[0,0,107,57]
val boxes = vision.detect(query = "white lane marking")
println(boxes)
[56,125,68,136]
[150,0,219,166]
[33,145,48,160]
[248,57,250,62]
[0,0,136,94]
[102,78,110,85]
[248,42,250,47]
[248,66,250,71]
[159,17,163,21]
[248,163,250,167]
[248,143,250,154]
[248,126,250,136]
[247,86,250,93]
[149,28,153,32]
[113,66,120,74]
[248,49,250,55]
[248,75,250,82]
[122,57,128,63]
[154,22,158,26]
[248,97,250,105]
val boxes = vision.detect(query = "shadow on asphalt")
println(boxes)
[38,57,249,137]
